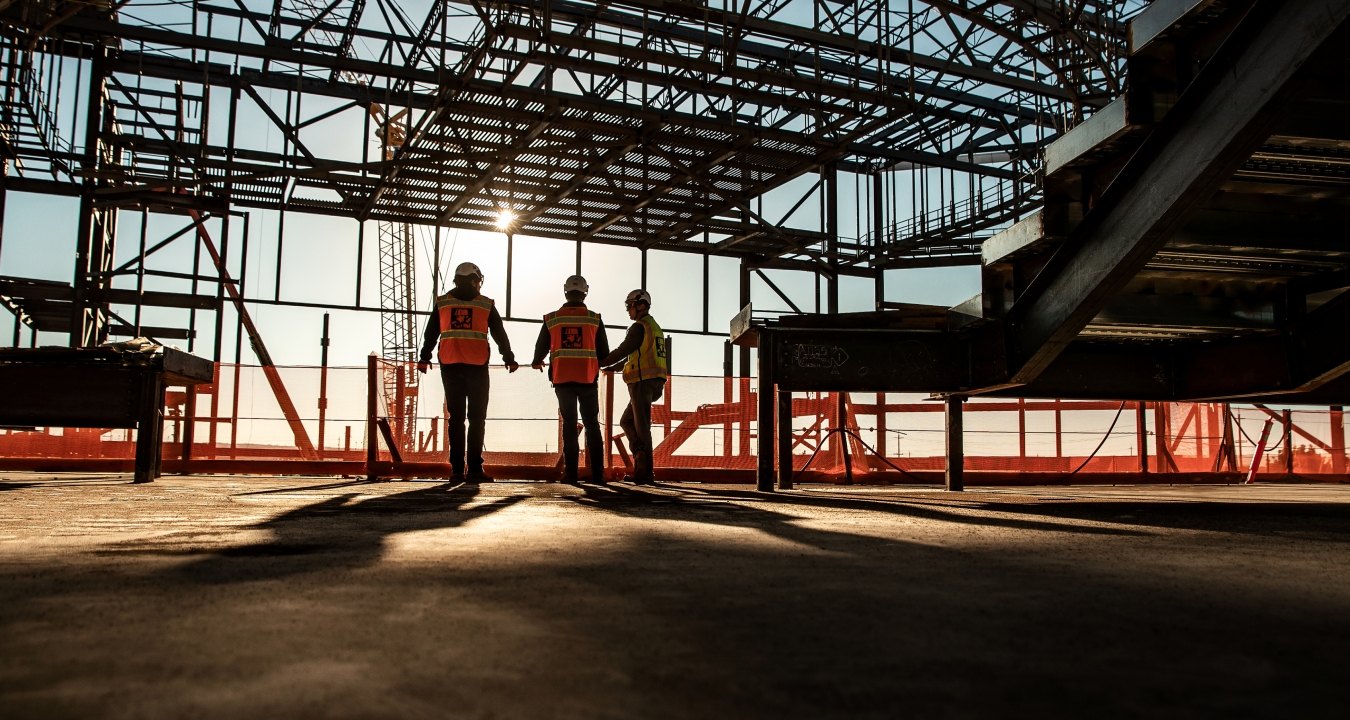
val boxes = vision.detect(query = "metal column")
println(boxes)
[945,395,964,492]
[756,330,776,492]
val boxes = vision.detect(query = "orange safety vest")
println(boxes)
[622,315,667,384]
[544,305,602,384]
[436,293,494,365]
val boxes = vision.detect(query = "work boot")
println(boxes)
[586,447,605,485]
[623,451,654,486]
[559,464,580,485]
[466,468,494,483]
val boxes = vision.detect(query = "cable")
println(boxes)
[1068,401,1126,475]
[791,427,926,483]
[1233,412,1286,453]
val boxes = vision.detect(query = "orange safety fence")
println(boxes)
[0,359,1346,483]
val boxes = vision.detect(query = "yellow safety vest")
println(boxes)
[622,315,667,384]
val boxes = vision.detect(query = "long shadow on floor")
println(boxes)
[5,480,1350,718]
[170,482,524,584]
[570,481,1145,541]
[663,484,1350,542]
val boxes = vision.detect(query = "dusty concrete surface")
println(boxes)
[2,473,1348,719]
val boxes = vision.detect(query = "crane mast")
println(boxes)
[372,107,420,453]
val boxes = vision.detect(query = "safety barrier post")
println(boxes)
[181,385,196,471]
[1245,418,1275,484]
[207,363,220,453]
[604,370,615,475]
[366,353,378,481]
[229,362,242,458]
[875,392,887,458]
[1054,399,1063,459]
[1331,406,1346,474]
[1137,402,1149,473]
[318,313,330,457]
[1018,397,1027,459]
[722,375,733,461]
[1283,409,1294,474]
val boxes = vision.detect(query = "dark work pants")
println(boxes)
[620,378,666,454]
[554,383,602,475]
[440,363,490,473]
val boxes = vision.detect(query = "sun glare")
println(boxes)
[495,208,516,230]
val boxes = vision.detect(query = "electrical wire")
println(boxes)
[791,427,925,483]
[1067,401,1126,475]
[789,400,1133,481]
[1233,412,1286,453]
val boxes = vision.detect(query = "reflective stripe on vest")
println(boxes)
[545,306,601,384]
[622,314,667,384]
[436,293,493,365]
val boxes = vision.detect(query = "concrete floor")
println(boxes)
[2,474,1348,719]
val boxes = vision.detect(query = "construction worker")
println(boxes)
[530,275,611,484]
[417,261,519,483]
[599,289,667,485]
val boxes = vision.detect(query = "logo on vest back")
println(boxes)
[561,327,583,349]
[451,308,474,329]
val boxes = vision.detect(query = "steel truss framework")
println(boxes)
[741,0,1350,416]
[0,0,1148,355]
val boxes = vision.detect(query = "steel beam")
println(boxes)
[1005,0,1350,386]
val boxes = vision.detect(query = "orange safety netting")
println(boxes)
[0,360,1345,480]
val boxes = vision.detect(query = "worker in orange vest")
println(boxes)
[530,274,611,484]
[417,262,518,483]
[599,289,667,485]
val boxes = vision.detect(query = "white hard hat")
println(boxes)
[454,262,483,280]
[625,289,651,306]
[563,275,589,294]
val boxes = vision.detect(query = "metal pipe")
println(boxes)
[318,312,330,455]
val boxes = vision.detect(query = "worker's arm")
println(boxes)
[600,322,643,370]
[488,305,519,371]
[416,311,439,373]
[594,322,611,366]
[530,323,550,371]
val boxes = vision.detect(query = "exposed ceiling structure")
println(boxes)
[1,0,1147,269]
[10,0,1347,407]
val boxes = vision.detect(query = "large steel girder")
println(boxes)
[1001,0,1350,387]
[765,312,1350,403]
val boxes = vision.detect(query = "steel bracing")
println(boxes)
[1,2,1143,272]
[740,0,1350,411]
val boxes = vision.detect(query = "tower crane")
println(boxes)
[369,104,420,453]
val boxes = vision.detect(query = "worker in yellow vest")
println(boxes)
[530,275,611,484]
[599,289,667,485]
[417,262,518,483]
